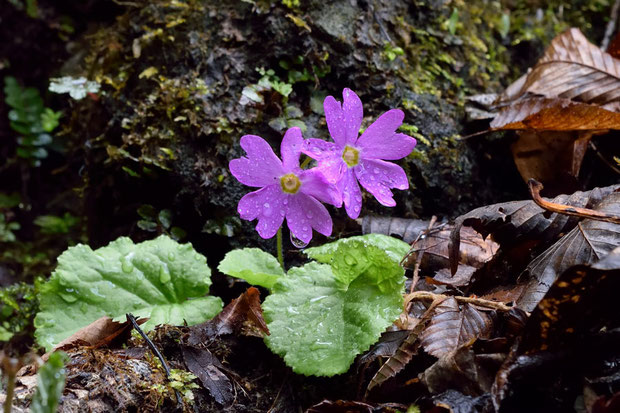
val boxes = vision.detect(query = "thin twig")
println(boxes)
[266,370,289,413]
[126,314,182,405]
[528,179,620,224]
[404,291,514,312]
[601,0,620,50]
[589,141,620,175]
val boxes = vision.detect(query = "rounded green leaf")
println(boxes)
[34,235,223,350]
[218,248,284,290]
[264,251,405,376]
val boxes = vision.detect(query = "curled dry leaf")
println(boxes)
[402,225,498,287]
[497,28,620,107]
[187,287,268,346]
[449,184,619,275]
[419,297,493,359]
[516,191,620,311]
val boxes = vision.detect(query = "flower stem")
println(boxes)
[276,227,285,271]
[300,156,312,169]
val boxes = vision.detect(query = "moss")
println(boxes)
[389,0,612,101]
[0,280,41,342]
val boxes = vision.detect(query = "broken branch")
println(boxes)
[528,179,620,224]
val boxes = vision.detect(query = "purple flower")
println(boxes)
[302,88,416,219]
[229,127,342,244]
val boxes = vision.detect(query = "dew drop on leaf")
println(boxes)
[121,259,134,273]
[344,255,357,266]
[159,265,171,283]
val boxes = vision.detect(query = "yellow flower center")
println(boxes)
[342,145,360,167]
[280,173,301,194]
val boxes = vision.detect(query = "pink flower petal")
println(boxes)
[324,95,346,147]
[302,138,340,159]
[356,109,405,155]
[324,88,363,147]
[340,168,363,219]
[355,159,409,207]
[287,194,332,244]
[237,185,286,239]
[341,88,363,145]
[299,169,342,207]
[302,139,345,183]
[360,133,416,160]
[280,127,303,172]
[229,135,283,187]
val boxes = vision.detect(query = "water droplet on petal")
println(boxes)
[263,202,272,217]
[290,233,309,248]
[306,210,313,219]
[168,252,176,261]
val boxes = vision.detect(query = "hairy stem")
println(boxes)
[276,227,285,271]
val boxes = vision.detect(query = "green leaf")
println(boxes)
[137,204,157,219]
[158,209,173,229]
[137,219,158,231]
[0,192,20,209]
[263,235,409,376]
[34,235,223,351]
[31,351,69,413]
[169,226,187,241]
[263,259,404,376]
[305,234,410,268]
[218,248,284,290]
[40,108,62,132]
[34,213,78,234]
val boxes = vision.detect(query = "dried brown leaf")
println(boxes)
[516,192,620,311]
[420,342,494,396]
[419,298,493,358]
[182,346,233,406]
[187,287,268,345]
[360,216,429,244]
[45,316,146,360]
[498,28,620,106]
[490,97,620,130]
[365,299,444,396]
[492,248,620,410]
[449,184,619,275]
[510,130,593,188]
[403,225,498,287]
